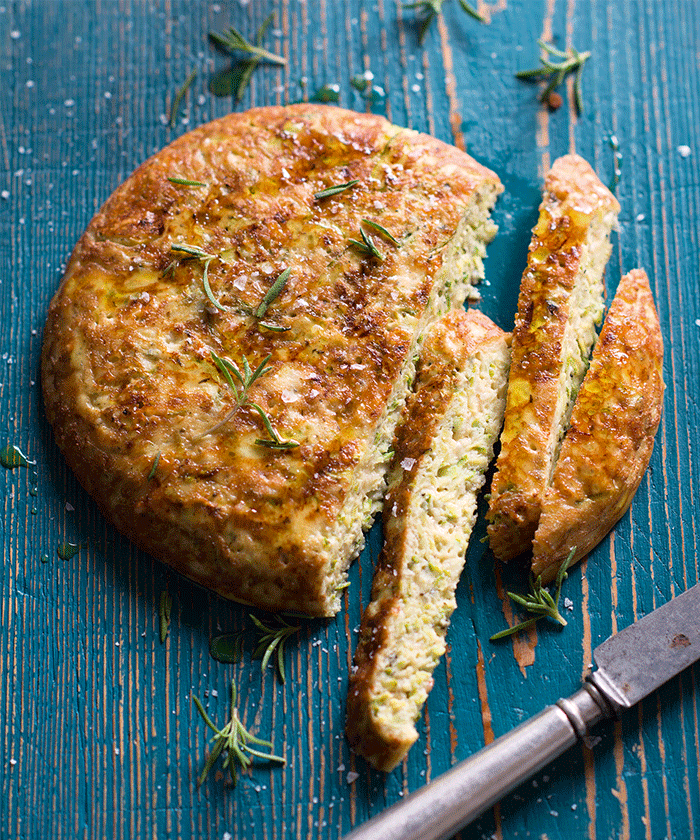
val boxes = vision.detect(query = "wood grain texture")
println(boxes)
[0,1,698,838]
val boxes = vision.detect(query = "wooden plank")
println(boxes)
[0,0,698,838]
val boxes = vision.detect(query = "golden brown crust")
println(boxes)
[532,269,664,582]
[346,309,508,770]
[41,104,501,616]
[486,155,620,561]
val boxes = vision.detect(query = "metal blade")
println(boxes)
[590,581,700,713]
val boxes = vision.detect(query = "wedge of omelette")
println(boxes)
[42,105,502,616]
[346,309,510,770]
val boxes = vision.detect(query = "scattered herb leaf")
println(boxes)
[490,548,575,641]
[311,83,341,103]
[209,633,245,664]
[254,268,290,319]
[168,177,208,187]
[147,452,161,481]
[0,444,35,469]
[209,14,278,103]
[57,542,83,560]
[170,68,197,128]
[159,591,172,643]
[169,243,225,311]
[349,227,384,261]
[250,614,300,683]
[361,218,401,247]
[314,179,359,201]
[209,19,286,66]
[516,40,591,115]
[192,680,285,786]
[404,0,485,44]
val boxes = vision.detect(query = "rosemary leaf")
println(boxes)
[361,218,401,247]
[202,258,226,311]
[349,227,384,261]
[314,179,359,200]
[490,547,576,641]
[255,268,291,319]
[147,452,161,481]
[167,177,208,187]
[404,0,485,44]
[249,402,300,450]
[209,633,245,664]
[516,40,591,115]
[159,591,172,644]
[249,614,300,683]
[209,20,286,66]
[170,68,196,128]
[458,0,486,22]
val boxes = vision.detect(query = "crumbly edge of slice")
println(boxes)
[319,183,501,615]
[487,165,619,561]
[346,326,510,771]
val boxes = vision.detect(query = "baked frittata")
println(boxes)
[532,269,664,582]
[42,105,502,616]
[346,309,510,770]
[486,155,619,562]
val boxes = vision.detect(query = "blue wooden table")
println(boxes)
[1,1,699,838]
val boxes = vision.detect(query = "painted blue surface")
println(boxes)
[1,1,699,838]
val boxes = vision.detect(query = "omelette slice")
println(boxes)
[346,309,510,771]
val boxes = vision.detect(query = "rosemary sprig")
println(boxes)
[170,68,196,128]
[168,177,208,187]
[249,615,300,682]
[159,591,172,643]
[314,179,359,200]
[209,19,286,66]
[490,547,575,641]
[192,680,285,786]
[361,218,401,247]
[348,227,384,261]
[516,40,591,115]
[169,243,225,311]
[206,352,299,448]
[404,0,485,44]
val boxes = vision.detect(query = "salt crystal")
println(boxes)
[64,98,75,107]
[65,502,74,512]
[400,457,415,470]
[9,758,17,766]
[233,275,247,290]
[677,145,692,158]
[346,771,359,784]
[211,689,218,697]
[281,388,299,404]
[636,213,646,222]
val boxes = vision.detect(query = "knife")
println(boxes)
[343,581,700,840]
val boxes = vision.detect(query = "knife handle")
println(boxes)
[343,687,608,840]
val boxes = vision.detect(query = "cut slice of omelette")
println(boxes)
[532,269,664,582]
[41,105,502,616]
[486,155,620,562]
[346,309,510,771]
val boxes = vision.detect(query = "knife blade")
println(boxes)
[343,581,700,840]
